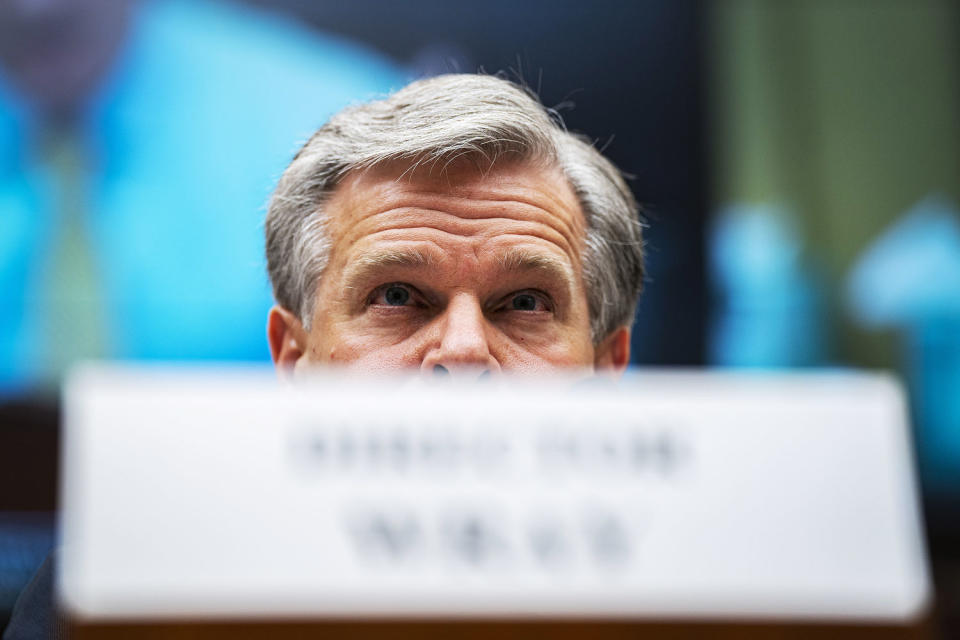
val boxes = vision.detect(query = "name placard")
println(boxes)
[59,367,930,622]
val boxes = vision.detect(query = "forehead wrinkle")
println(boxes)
[335,172,583,233]
[352,205,583,262]
[333,156,581,217]
[365,193,581,230]
[327,163,588,284]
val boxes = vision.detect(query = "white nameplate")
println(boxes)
[59,366,930,621]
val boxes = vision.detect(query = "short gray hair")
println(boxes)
[265,73,644,343]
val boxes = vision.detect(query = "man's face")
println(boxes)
[268,159,629,378]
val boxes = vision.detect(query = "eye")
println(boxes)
[501,290,552,313]
[511,293,538,311]
[368,283,421,307]
[384,285,410,306]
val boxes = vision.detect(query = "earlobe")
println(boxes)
[267,306,307,376]
[594,327,631,377]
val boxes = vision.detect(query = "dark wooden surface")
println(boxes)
[0,398,59,511]
[71,617,937,640]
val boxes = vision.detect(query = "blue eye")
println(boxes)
[369,283,425,310]
[504,291,551,313]
[384,285,411,306]
[511,293,538,311]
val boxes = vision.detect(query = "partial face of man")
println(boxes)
[268,159,629,378]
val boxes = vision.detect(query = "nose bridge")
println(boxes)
[422,292,498,377]
[441,293,490,358]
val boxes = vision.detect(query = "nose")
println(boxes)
[421,294,500,380]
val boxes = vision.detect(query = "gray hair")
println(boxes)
[265,73,644,343]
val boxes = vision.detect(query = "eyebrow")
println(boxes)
[342,247,440,291]
[495,247,575,287]
[342,246,575,294]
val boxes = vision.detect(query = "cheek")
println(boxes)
[493,329,596,371]
[340,348,425,374]
[324,331,426,372]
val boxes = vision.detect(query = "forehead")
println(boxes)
[324,158,587,271]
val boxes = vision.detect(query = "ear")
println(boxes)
[267,305,308,376]
[594,326,631,376]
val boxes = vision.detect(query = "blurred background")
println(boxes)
[0,0,957,633]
